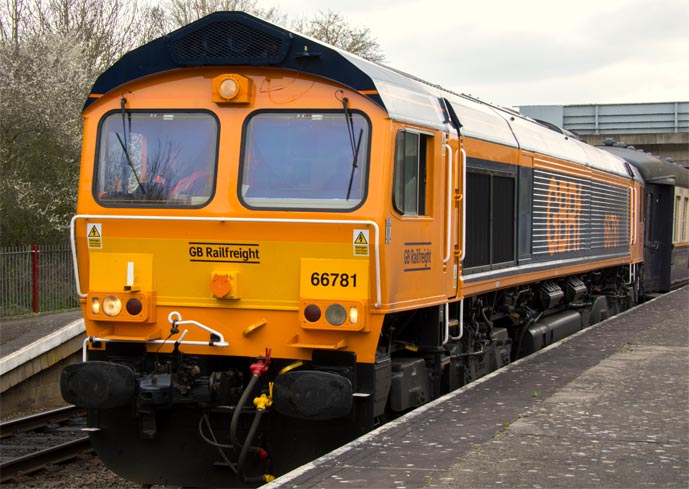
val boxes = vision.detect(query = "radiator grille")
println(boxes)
[169,18,291,66]
[532,168,591,256]
[590,180,629,250]
[532,166,629,256]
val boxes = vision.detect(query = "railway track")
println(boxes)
[0,405,93,482]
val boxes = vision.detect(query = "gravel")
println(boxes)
[2,455,151,489]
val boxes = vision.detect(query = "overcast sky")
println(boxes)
[265,0,689,109]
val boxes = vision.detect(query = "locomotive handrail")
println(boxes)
[630,187,637,245]
[167,311,229,346]
[70,214,382,307]
[80,312,230,361]
[443,143,453,265]
[81,332,229,361]
[459,148,467,262]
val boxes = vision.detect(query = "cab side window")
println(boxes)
[393,131,427,216]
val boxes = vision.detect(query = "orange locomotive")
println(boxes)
[61,12,643,487]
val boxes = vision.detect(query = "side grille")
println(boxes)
[168,15,291,66]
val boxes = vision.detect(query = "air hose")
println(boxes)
[238,403,268,483]
[230,349,273,483]
[230,373,260,452]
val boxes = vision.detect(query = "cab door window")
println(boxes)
[393,130,427,216]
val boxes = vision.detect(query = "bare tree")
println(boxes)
[27,0,159,75]
[293,10,385,63]
[155,2,385,62]
[151,0,285,38]
[0,0,27,48]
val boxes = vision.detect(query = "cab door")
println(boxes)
[388,127,456,308]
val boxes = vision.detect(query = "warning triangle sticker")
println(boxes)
[88,225,101,238]
[354,232,368,245]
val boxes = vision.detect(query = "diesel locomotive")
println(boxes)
[60,12,687,487]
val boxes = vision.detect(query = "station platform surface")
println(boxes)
[0,310,82,358]
[1,310,84,414]
[265,287,689,489]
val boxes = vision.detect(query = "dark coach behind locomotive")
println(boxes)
[599,140,689,293]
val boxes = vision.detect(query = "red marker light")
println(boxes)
[126,298,143,316]
[304,304,321,322]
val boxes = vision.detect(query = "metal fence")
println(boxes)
[1,244,79,319]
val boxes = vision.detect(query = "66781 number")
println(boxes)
[310,272,357,288]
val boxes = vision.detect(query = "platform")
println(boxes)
[264,286,689,489]
[0,310,84,417]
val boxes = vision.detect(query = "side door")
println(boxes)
[644,183,673,292]
[388,128,454,306]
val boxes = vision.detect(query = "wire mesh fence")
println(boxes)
[1,244,79,319]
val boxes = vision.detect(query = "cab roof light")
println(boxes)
[212,74,253,104]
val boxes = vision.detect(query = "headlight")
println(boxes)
[349,306,359,324]
[102,295,122,317]
[325,304,347,326]
[91,297,100,315]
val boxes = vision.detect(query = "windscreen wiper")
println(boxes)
[118,96,145,194]
[341,97,363,200]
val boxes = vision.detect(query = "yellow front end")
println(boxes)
[74,217,383,362]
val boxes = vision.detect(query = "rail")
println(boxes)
[0,437,92,482]
[0,405,91,482]
[0,405,85,439]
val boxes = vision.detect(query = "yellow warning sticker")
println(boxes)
[353,229,369,256]
[87,223,102,249]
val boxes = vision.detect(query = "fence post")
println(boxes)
[32,244,39,313]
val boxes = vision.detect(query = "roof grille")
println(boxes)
[168,15,291,66]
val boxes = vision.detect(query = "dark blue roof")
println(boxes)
[85,11,384,111]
